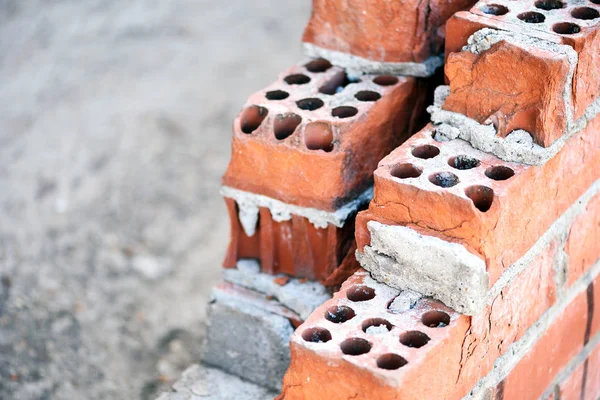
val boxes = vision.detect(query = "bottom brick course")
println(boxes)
[279,184,600,400]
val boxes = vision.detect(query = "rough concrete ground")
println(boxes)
[0,1,308,399]
[156,364,276,400]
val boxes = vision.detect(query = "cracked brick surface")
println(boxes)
[222,59,428,212]
[280,211,599,399]
[302,0,477,64]
[445,0,600,123]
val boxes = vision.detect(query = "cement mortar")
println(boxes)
[220,185,373,236]
[222,259,331,321]
[155,364,276,400]
[357,222,488,315]
[303,43,443,79]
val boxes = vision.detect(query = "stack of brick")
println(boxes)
[203,0,478,392]
[279,0,600,398]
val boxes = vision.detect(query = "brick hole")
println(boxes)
[240,105,268,134]
[400,331,431,348]
[320,71,357,95]
[305,58,332,73]
[412,144,440,159]
[535,0,563,10]
[480,4,509,15]
[332,106,358,119]
[448,155,480,170]
[485,165,515,181]
[304,122,334,152]
[518,11,546,23]
[284,74,311,85]
[429,172,459,188]
[325,305,356,323]
[465,185,495,212]
[362,318,393,333]
[265,90,289,100]
[571,7,599,19]
[355,90,381,102]
[373,75,399,86]
[390,163,422,179]
[377,354,408,370]
[421,310,450,328]
[340,338,372,355]
[346,285,376,301]
[273,113,302,140]
[553,22,581,34]
[296,98,324,111]
[301,327,332,343]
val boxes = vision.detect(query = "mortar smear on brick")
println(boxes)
[220,185,373,236]
[357,222,488,315]
[223,259,331,321]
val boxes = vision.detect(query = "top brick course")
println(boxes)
[302,0,477,65]
[222,59,427,212]
[445,0,600,127]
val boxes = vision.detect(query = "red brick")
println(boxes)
[278,270,470,400]
[222,60,428,211]
[279,239,559,400]
[302,0,477,64]
[223,197,359,285]
[500,275,600,400]
[565,193,600,287]
[444,37,571,147]
[452,239,559,396]
[445,1,600,122]
[554,343,600,400]
[356,112,600,286]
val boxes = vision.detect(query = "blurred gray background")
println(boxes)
[0,1,310,398]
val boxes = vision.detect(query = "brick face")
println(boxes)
[444,38,571,147]
[500,276,600,400]
[554,342,600,400]
[222,61,428,211]
[302,0,477,64]
[445,0,600,121]
[565,193,600,287]
[223,198,359,285]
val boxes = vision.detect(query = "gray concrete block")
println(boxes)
[156,364,277,400]
[202,282,295,391]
